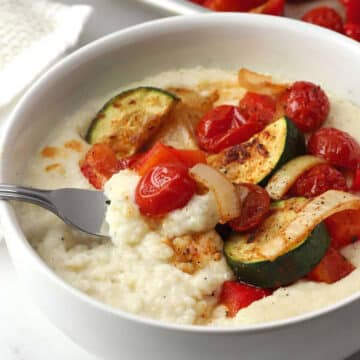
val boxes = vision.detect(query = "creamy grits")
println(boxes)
[17,68,360,326]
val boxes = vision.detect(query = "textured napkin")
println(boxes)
[0,0,92,108]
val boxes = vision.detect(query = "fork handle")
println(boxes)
[0,185,55,212]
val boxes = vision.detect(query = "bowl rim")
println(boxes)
[2,13,360,335]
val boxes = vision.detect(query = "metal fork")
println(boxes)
[0,185,109,238]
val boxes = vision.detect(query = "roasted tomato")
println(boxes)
[196,105,263,153]
[344,23,360,41]
[134,143,206,176]
[280,81,330,132]
[80,144,120,189]
[202,0,266,12]
[290,164,347,198]
[239,92,276,125]
[325,209,360,249]
[219,281,271,317]
[307,247,355,284]
[308,128,360,169]
[118,153,144,171]
[250,0,285,15]
[229,183,270,232]
[344,0,360,24]
[135,164,196,216]
[302,7,344,33]
[352,165,360,191]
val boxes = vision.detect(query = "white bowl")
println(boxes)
[1,14,360,360]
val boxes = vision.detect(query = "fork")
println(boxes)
[0,185,109,238]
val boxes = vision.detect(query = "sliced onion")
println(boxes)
[260,190,360,260]
[238,68,288,97]
[190,163,241,223]
[266,155,327,200]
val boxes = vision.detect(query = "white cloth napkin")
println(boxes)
[0,0,92,108]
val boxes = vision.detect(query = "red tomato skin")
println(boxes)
[219,281,271,317]
[280,81,330,132]
[118,153,144,171]
[250,0,285,15]
[239,92,276,125]
[229,183,270,232]
[302,7,344,33]
[135,164,196,217]
[344,23,360,41]
[344,0,360,24]
[352,165,360,191]
[290,164,347,198]
[196,105,264,153]
[307,128,360,170]
[203,0,266,12]
[325,209,360,249]
[80,144,120,189]
[307,247,355,283]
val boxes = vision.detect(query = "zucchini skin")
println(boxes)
[85,87,178,153]
[225,222,330,289]
[259,117,306,186]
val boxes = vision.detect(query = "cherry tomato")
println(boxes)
[196,105,263,153]
[250,0,285,15]
[203,0,266,12]
[219,281,271,317]
[239,92,276,125]
[307,247,355,284]
[290,164,347,198]
[344,0,360,24]
[352,164,360,190]
[308,128,360,170]
[325,209,360,249]
[135,164,196,217]
[280,81,330,132]
[229,183,270,232]
[80,144,120,189]
[302,7,344,33]
[344,23,360,41]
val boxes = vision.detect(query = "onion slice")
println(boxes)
[266,155,327,200]
[238,68,288,97]
[260,190,360,260]
[190,163,241,223]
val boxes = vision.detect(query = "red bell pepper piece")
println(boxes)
[325,209,360,249]
[219,281,271,317]
[307,247,355,284]
[134,142,206,176]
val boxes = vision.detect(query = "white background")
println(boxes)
[0,0,358,359]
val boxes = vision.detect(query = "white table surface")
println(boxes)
[0,0,358,359]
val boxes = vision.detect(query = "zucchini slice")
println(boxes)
[207,117,306,186]
[224,198,330,289]
[265,155,326,200]
[86,87,178,157]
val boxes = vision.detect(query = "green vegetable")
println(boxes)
[86,87,178,157]
[207,117,306,186]
[224,198,330,289]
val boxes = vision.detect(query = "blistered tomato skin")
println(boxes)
[229,183,270,232]
[135,164,196,217]
[281,81,330,132]
[239,92,276,125]
[344,23,360,41]
[308,128,360,169]
[290,164,347,198]
[302,7,344,33]
[196,105,263,153]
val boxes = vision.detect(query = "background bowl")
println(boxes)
[1,14,360,360]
